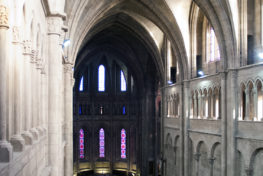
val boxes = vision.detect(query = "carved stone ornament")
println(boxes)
[47,17,62,35]
[30,50,36,63]
[12,26,20,43]
[64,63,73,74]
[23,40,32,55]
[0,5,8,28]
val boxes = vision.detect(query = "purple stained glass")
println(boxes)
[121,129,126,159]
[79,129,84,159]
[99,128,105,157]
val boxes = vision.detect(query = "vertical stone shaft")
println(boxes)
[10,26,25,152]
[47,16,64,176]
[21,40,33,145]
[64,63,73,176]
[245,88,250,120]
[0,3,13,162]
[183,81,190,176]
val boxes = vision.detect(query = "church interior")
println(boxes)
[0,0,263,176]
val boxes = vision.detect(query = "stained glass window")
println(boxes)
[121,129,126,159]
[79,129,84,159]
[122,106,126,115]
[120,70,126,91]
[79,76,84,91]
[99,128,105,157]
[79,105,82,115]
[98,65,105,91]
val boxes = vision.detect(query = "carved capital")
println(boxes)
[0,5,8,28]
[219,72,226,80]
[41,64,46,75]
[30,50,37,63]
[209,157,216,165]
[64,63,73,74]
[12,26,21,43]
[194,153,201,161]
[47,17,63,35]
[36,57,43,70]
[245,168,252,176]
[23,40,32,55]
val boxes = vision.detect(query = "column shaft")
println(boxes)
[0,3,13,162]
[245,88,250,120]
[64,63,73,176]
[21,40,33,145]
[47,16,64,176]
[10,26,25,151]
[253,88,258,120]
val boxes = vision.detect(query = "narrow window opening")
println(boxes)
[121,129,126,159]
[122,106,126,115]
[79,76,84,91]
[98,65,105,92]
[120,70,127,91]
[79,129,84,159]
[99,128,105,158]
[79,105,82,115]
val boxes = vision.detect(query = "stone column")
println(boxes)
[30,49,39,140]
[203,94,206,119]
[209,157,215,176]
[194,153,201,176]
[253,87,258,120]
[220,72,227,176]
[10,26,25,152]
[225,71,238,176]
[208,94,211,119]
[261,87,263,121]
[245,87,250,120]
[47,16,64,176]
[198,94,202,118]
[262,0,263,47]
[240,0,248,65]
[183,81,190,176]
[245,168,252,176]
[36,57,43,135]
[64,62,74,176]
[194,95,198,118]
[21,40,33,145]
[0,3,13,162]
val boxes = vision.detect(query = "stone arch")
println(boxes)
[67,0,189,83]
[196,141,209,176]
[174,135,180,175]
[188,137,194,176]
[249,148,263,176]
[210,142,221,176]
[235,150,246,176]
[193,0,236,69]
[165,133,173,176]
[189,2,222,78]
